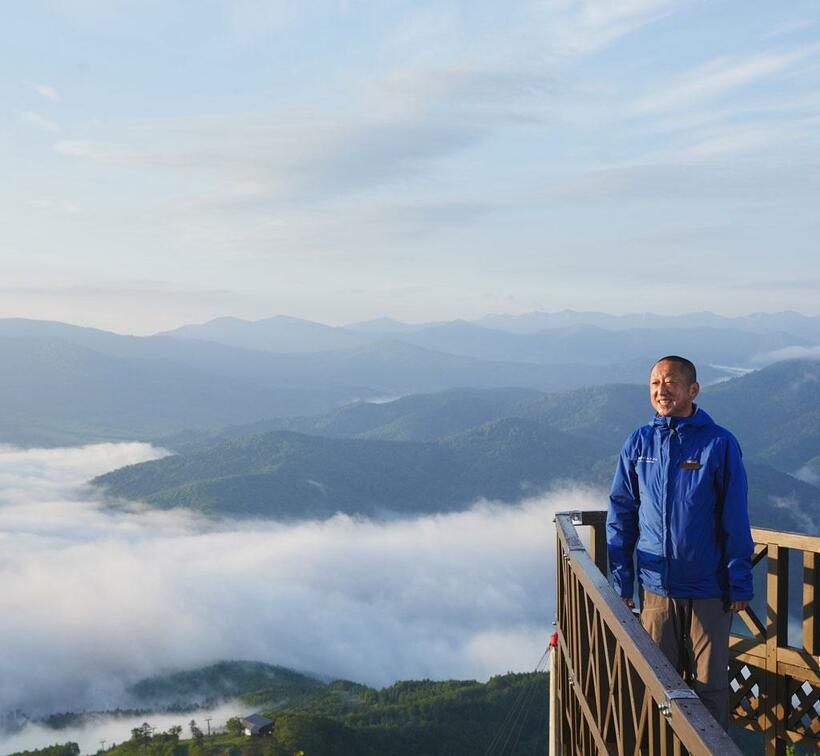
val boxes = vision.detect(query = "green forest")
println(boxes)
[93,361,820,535]
[12,673,549,756]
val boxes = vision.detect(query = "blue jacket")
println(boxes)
[607,407,754,601]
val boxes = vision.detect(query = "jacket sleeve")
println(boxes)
[720,435,754,601]
[607,436,641,599]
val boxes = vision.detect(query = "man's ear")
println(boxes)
[689,381,700,401]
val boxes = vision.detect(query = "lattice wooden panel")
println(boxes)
[729,660,763,727]
[787,677,820,741]
[557,565,676,755]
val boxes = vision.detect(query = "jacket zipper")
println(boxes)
[659,425,668,591]
[665,426,681,594]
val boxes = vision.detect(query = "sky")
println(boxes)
[0,442,602,747]
[3,1,820,334]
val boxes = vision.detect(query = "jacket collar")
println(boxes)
[652,405,714,431]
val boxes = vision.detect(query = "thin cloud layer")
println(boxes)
[751,345,820,365]
[29,82,61,101]
[2,700,242,756]
[0,443,605,725]
[20,111,59,133]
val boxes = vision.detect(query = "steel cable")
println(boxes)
[482,647,549,756]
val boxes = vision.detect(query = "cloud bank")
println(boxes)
[2,700,242,756]
[0,443,605,731]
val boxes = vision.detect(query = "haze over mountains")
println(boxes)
[3,310,817,533]
[2,310,816,448]
[159,312,816,365]
[475,310,820,339]
[93,360,820,535]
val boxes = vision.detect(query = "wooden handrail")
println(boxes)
[552,510,820,755]
[553,511,741,754]
[729,527,820,754]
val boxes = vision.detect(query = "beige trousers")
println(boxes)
[640,590,732,730]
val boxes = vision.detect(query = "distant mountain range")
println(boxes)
[159,313,814,367]
[474,309,820,339]
[3,314,819,533]
[0,331,364,446]
[1,316,772,447]
[164,309,820,341]
[157,359,820,472]
[94,360,820,534]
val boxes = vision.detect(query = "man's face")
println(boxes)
[650,360,699,417]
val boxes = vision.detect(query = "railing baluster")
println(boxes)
[658,709,668,756]
[805,550,819,657]
[765,544,789,756]
[553,512,746,755]
[589,520,608,575]
[552,513,820,754]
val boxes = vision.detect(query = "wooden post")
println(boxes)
[764,544,788,756]
[549,640,561,756]
[588,520,609,576]
[804,550,819,656]
[553,512,752,756]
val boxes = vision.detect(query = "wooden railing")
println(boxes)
[552,510,820,755]
[729,527,820,755]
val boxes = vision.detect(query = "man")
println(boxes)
[607,355,754,730]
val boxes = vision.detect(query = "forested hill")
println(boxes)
[91,360,820,534]
[11,658,762,756]
[158,386,545,453]
[157,358,820,468]
[127,662,324,709]
[19,672,549,756]
[93,420,611,519]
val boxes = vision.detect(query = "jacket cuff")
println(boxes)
[613,575,634,599]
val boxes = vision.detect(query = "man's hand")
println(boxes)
[729,600,749,612]
[621,597,635,609]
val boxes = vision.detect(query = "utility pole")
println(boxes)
[205,717,212,736]
[99,740,106,753]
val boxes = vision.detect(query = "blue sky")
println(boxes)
[3,1,820,333]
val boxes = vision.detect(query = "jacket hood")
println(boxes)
[651,406,715,431]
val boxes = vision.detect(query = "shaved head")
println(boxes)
[652,355,697,385]
[650,357,700,417]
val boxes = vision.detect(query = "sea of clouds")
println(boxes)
[1,700,242,756]
[0,442,605,752]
